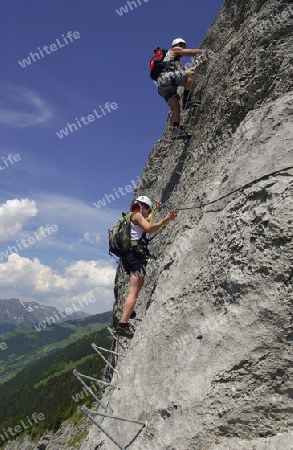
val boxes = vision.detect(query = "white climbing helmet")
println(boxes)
[135,196,153,209]
[172,38,187,47]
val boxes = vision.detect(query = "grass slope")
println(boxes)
[0,311,112,382]
[0,326,113,447]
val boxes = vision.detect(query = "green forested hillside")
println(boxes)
[0,311,112,381]
[0,327,112,447]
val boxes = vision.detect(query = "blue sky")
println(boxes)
[0,0,223,314]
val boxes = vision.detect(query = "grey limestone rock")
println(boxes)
[9,0,293,449]
[102,0,293,449]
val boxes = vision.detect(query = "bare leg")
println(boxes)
[169,97,180,123]
[170,74,195,122]
[120,271,144,323]
[184,75,195,90]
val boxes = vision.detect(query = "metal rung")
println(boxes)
[107,327,127,351]
[108,326,134,345]
[95,345,125,358]
[73,370,115,389]
[73,369,106,409]
[107,326,119,340]
[82,406,146,425]
[81,405,146,450]
[91,343,120,377]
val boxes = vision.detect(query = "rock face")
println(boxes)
[96,0,293,449]
[4,0,292,449]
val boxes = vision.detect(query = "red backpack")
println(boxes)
[150,47,168,80]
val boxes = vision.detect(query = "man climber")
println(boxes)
[157,38,207,139]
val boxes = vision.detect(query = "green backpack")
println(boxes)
[108,212,139,257]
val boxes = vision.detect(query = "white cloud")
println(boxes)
[0,193,123,313]
[0,254,116,313]
[0,193,120,254]
[55,287,114,313]
[64,260,114,287]
[56,257,67,266]
[82,232,101,244]
[28,193,121,255]
[0,254,115,291]
[0,198,38,242]
[0,85,53,127]
[34,193,119,233]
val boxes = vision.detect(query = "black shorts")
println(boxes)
[122,250,147,276]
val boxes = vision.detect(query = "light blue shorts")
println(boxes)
[157,70,189,105]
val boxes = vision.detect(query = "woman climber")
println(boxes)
[116,196,177,338]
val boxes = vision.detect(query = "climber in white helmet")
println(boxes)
[116,196,177,338]
[157,38,207,139]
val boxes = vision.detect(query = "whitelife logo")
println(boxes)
[0,225,58,261]
[0,413,45,444]
[18,31,81,68]
[0,342,7,351]
[71,383,99,403]
[55,102,118,139]
[0,153,21,171]
[93,176,140,209]
[116,0,150,16]
[34,294,97,331]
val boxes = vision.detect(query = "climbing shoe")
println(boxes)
[116,323,134,339]
[172,126,190,139]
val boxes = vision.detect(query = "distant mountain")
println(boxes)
[0,298,90,334]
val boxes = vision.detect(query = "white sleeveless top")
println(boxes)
[163,50,181,71]
[130,220,144,241]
